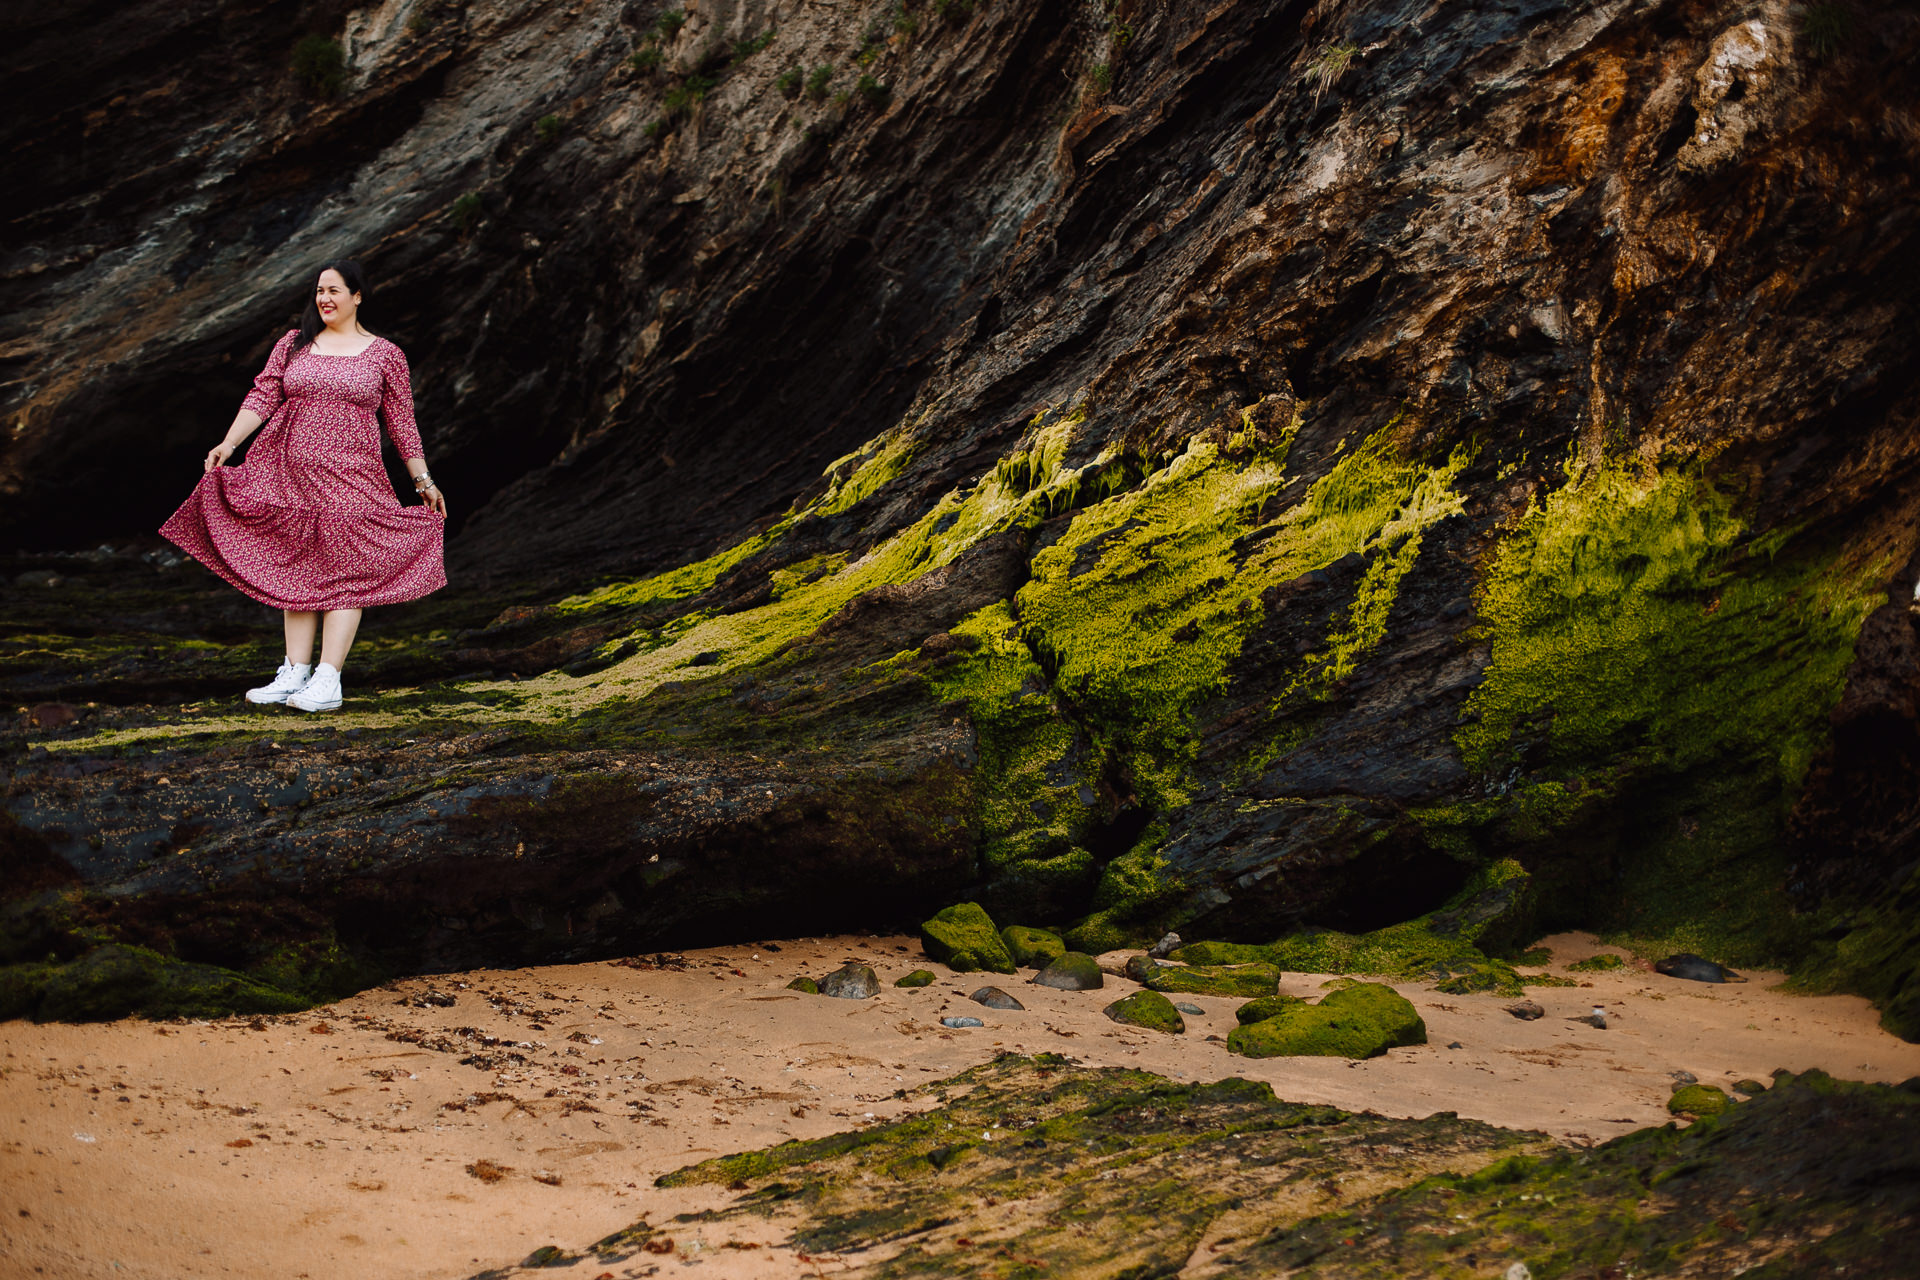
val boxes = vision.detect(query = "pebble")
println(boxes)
[941,1016,984,1029]
[1173,1002,1204,1015]
[1504,1001,1545,1020]
[971,986,1024,1011]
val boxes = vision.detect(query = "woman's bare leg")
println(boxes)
[319,608,363,671]
[284,610,318,665]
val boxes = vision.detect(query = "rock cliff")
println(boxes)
[4,0,1918,1033]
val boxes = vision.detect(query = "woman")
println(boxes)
[160,260,448,712]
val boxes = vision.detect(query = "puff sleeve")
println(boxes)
[377,341,426,460]
[239,330,299,421]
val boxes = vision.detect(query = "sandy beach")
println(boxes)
[4,930,1916,1280]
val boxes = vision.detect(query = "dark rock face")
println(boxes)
[4,0,1919,1029]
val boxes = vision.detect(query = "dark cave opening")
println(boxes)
[1309,838,1475,935]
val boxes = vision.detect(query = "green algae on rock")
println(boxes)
[785,976,820,994]
[1235,993,1307,1024]
[1126,955,1281,998]
[1227,982,1427,1060]
[919,902,1016,974]
[0,944,309,1022]
[1000,924,1066,969]
[1668,1084,1730,1117]
[1567,953,1628,972]
[1103,989,1185,1034]
[893,969,935,988]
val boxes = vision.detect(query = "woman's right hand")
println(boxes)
[203,442,235,472]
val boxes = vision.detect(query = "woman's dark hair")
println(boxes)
[295,259,370,350]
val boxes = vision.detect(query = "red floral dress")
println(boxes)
[161,330,446,610]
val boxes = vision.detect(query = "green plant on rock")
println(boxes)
[1087,62,1114,96]
[449,191,483,234]
[291,34,347,96]
[654,8,687,40]
[534,113,564,142]
[1305,41,1357,107]
[1800,2,1853,58]
[732,28,776,62]
[775,65,802,98]
[932,0,975,24]
[855,74,891,109]
[630,45,664,73]
[804,63,835,101]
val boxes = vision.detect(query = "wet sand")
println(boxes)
[4,931,1916,1279]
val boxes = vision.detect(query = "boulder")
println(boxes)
[920,903,1016,974]
[1234,994,1306,1025]
[1128,956,1280,998]
[1103,990,1185,1034]
[970,986,1024,1010]
[818,963,880,1000]
[1227,983,1426,1060]
[1031,952,1104,991]
[1668,1084,1731,1117]
[1001,925,1067,969]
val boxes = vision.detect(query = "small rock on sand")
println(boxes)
[1173,1002,1204,1016]
[941,1016,984,1029]
[818,964,880,1000]
[971,986,1024,1010]
[1505,1001,1546,1020]
[1655,953,1745,983]
[894,969,935,988]
[1031,953,1104,991]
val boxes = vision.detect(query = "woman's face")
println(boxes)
[314,270,361,329]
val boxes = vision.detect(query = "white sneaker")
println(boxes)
[287,663,343,712]
[246,659,312,704]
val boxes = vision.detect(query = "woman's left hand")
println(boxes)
[422,483,448,519]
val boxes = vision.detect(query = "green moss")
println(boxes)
[1103,989,1185,1033]
[1001,925,1066,968]
[1234,994,1306,1025]
[1017,429,1468,810]
[894,969,935,988]
[1,944,309,1022]
[1667,1084,1730,1117]
[787,976,820,994]
[1171,940,1276,966]
[920,903,1016,974]
[1789,862,1920,1042]
[1454,457,1886,968]
[1258,859,1538,996]
[1566,952,1627,972]
[1135,959,1280,998]
[1227,982,1424,1059]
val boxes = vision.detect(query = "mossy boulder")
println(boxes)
[921,902,1017,974]
[1668,1084,1731,1117]
[894,969,935,988]
[786,976,820,994]
[1103,990,1185,1034]
[1227,983,1426,1060]
[1262,862,1542,997]
[1170,940,1277,966]
[1733,1078,1768,1095]
[1127,956,1280,998]
[1235,994,1307,1025]
[1031,952,1104,991]
[0,944,308,1022]
[1001,925,1067,969]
